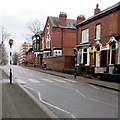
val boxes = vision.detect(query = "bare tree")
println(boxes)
[0,26,10,43]
[12,52,19,65]
[0,26,10,65]
[0,43,8,65]
[25,20,41,42]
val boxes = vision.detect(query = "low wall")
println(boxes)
[99,73,120,83]
[43,56,75,72]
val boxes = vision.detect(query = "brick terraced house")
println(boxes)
[41,12,77,58]
[76,2,120,74]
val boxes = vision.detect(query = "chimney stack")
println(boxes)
[59,12,67,27]
[94,4,100,15]
[77,15,85,24]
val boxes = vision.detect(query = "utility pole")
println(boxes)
[73,48,78,78]
[9,39,14,84]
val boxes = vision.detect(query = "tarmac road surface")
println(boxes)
[1,65,119,119]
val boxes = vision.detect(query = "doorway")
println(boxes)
[101,50,107,67]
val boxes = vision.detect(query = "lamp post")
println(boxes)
[9,39,14,84]
[73,48,77,78]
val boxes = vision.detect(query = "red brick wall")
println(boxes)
[42,17,76,56]
[43,56,75,71]
[77,11,119,45]
[26,51,34,64]
[77,10,119,67]
[52,28,76,56]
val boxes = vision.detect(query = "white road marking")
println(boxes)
[16,79,26,84]
[87,97,118,107]
[63,78,77,83]
[75,90,86,98]
[54,84,86,98]
[24,85,76,118]
[41,78,54,83]
[88,84,100,89]
[38,91,42,101]
[25,86,38,92]
[41,100,70,114]
[52,78,65,83]
[28,79,40,83]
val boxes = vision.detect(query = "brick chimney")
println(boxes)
[94,4,100,15]
[77,15,85,24]
[59,12,67,27]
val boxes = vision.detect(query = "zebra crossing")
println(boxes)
[15,78,77,84]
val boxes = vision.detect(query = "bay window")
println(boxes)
[78,48,90,65]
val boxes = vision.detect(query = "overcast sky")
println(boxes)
[0,0,119,52]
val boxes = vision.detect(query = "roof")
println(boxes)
[77,2,120,27]
[35,31,43,36]
[49,16,77,29]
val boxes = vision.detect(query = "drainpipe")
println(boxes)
[61,28,63,52]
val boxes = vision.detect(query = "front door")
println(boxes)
[101,50,107,67]
[96,51,100,67]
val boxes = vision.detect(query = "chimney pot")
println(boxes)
[77,15,85,24]
[94,4,100,15]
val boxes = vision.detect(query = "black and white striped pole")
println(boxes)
[9,39,13,84]
[73,48,78,78]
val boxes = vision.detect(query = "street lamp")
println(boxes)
[73,48,77,78]
[9,39,14,84]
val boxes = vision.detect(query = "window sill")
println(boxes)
[94,38,101,41]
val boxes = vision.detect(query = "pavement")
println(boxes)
[25,66,120,91]
[0,68,52,119]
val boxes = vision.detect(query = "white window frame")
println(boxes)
[109,42,117,64]
[96,24,101,39]
[81,29,89,43]
[46,36,51,48]
[53,50,62,56]
[118,40,120,64]
[78,48,90,66]
[42,38,44,49]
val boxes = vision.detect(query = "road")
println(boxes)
[1,65,119,119]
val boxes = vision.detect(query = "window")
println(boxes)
[46,35,51,48]
[53,50,62,56]
[96,24,101,39]
[42,38,44,49]
[111,43,116,64]
[82,29,89,43]
[78,48,89,65]
[47,24,50,35]
[36,43,39,50]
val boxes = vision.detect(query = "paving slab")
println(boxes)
[0,68,51,119]
[2,83,51,118]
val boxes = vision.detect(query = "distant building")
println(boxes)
[32,31,43,67]
[26,48,34,66]
[76,2,120,74]
[19,42,32,64]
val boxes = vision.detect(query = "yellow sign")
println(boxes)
[89,47,94,53]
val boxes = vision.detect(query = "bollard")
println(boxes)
[10,68,12,84]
